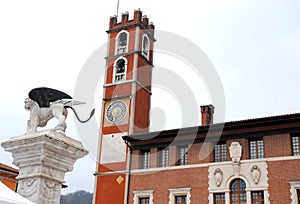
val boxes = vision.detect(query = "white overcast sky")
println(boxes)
[0,0,300,194]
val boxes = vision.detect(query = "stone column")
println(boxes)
[1,130,88,204]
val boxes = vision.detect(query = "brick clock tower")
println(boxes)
[94,9,155,203]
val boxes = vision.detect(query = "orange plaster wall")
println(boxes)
[94,174,126,204]
[1,177,17,191]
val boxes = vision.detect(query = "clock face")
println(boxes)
[106,100,127,123]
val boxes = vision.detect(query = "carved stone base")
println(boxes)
[1,130,88,204]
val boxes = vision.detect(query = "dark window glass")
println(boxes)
[141,150,150,169]
[214,193,225,204]
[117,32,128,54]
[114,59,126,82]
[139,197,150,204]
[250,139,264,159]
[142,35,149,56]
[251,191,264,204]
[230,179,247,204]
[292,136,300,156]
[176,146,188,166]
[175,195,187,204]
[158,148,169,167]
[215,143,226,162]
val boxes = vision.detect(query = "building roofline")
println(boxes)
[123,112,300,143]
[0,163,19,175]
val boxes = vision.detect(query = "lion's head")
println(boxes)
[24,98,36,111]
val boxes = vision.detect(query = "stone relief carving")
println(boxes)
[42,180,60,201]
[229,142,242,164]
[18,178,38,197]
[214,168,223,187]
[251,165,261,184]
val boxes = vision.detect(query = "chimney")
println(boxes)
[200,105,215,126]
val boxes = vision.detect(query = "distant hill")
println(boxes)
[60,190,93,204]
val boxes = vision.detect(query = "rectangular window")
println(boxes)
[177,145,188,166]
[297,189,300,202]
[175,195,187,204]
[250,139,264,159]
[251,191,264,204]
[139,197,150,204]
[158,148,169,167]
[292,136,300,156]
[141,150,150,169]
[214,193,225,204]
[214,143,226,162]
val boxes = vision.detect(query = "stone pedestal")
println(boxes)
[1,130,88,204]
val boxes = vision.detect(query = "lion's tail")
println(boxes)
[66,106,95,123]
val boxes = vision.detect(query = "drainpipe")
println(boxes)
[125,141,133,204]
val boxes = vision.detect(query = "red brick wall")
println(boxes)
[133,86,151,133]
[131,150,140,170]
[267,159,300,203]
[264,134,292,157]
[189,143,214,164]
[129,167,209,203]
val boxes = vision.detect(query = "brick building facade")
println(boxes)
[123,110,300,203]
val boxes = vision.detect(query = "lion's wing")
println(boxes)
[29,87,72,107]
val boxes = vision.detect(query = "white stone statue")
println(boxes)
[25,98,68,133]
[25,87,95,134]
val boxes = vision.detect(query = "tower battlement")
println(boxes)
[108,9,155,35]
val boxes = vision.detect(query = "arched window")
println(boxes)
[142,34,150,59]
[115,30,129,54]
[113,57,127,83]
[230,179,246,204]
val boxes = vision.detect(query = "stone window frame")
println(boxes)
[133,190,154,204]
[141,34,150,60]
[112,56,128,84]
[289,181,300,204]
[169,187,191,204]
[115,30,129,55]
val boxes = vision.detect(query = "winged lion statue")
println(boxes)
[25,87,95,134]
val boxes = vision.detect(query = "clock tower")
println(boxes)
[94,9,155,203]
